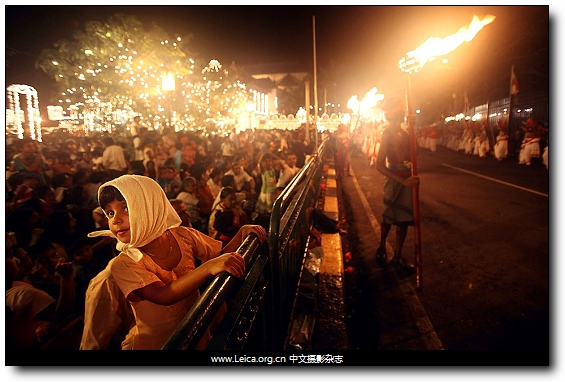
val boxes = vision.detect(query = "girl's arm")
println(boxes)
[221,224,267,254]
[131,252,245,306]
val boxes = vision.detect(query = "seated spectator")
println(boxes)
[145,159,157,180]
[175,176,204,232]
[213,210,239,247]
[9,172,39,207]
[169,198,193,228]
[192,164,215,235]
[6,207,43,249]
[209,187,240,239]
[276,153,301,189]
[207,167,223,200]
[51,173,73,206]
[12,137,49,186]
[6,245,78,350]
[66,169,95,209]
[52,151,74,176]
[256,153,279,216]
[37,209,81,258]
[27,241,68,300]
[84,170,110,206]
[74,151,92,173]
[211,174,246,209]
[224,160,256,199]
[31,184,58,219]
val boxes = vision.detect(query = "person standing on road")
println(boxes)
[374,96,419,273]
[494,121,509,161]
[335,123,351,179]
[518,118,541,166]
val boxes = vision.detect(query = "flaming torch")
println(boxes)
[398,14,496,291]
[347,87,384,133]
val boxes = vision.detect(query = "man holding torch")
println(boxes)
[374,96,419,273]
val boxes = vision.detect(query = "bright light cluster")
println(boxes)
[44,32,201,133]
[6,84,42,141]
[29,27,261,136]
[346,87,386,131]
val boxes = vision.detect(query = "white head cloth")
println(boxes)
[88,175,181,262]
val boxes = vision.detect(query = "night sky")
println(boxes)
[1,3,563,381]
[4,4,553,115]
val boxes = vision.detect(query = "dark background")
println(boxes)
[4,5,551,117]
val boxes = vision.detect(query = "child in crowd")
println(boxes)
[209,186,251,240]
[86,174,267,350]
[255,152,279,215]
[175,176,204,232]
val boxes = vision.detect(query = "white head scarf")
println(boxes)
[88,175,181,262]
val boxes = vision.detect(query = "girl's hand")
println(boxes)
[241,225,267,243]
[209,252,246,279]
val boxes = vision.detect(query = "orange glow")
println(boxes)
[162,72,176,91]
[399,14,496,73]
[347,88,384,115]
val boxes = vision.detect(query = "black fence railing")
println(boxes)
[162,138,329,350]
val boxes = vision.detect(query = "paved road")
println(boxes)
[337,143,549,364]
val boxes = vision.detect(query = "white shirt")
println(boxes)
[102,145,128,172]
[276,164,301,188]
[207,178,222,200]
[224,169,252,192]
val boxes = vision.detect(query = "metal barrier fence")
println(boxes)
[162,139,329,350]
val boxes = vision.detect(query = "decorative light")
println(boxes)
[6,84,41,141]
[162,73,176,92]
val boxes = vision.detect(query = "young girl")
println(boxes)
[175,176,202,231]
[209,187,251,241]
[87,174,266,350]
[213,210,239,247]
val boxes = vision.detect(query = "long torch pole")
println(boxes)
[313,15,319,148]
[405,74,423,291]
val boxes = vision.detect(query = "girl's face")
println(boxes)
[104,199,131,243]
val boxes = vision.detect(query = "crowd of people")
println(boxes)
[5,120,318,350]
[355,117,549,169]
[7,111,547,351]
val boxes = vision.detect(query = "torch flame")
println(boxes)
[347,87,385,115]
[347,95,360,112]
[399,14,496,73]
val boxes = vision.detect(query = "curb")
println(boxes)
[313,163,349,350]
